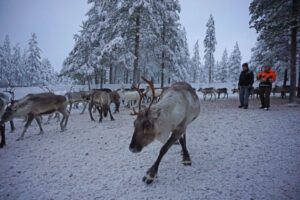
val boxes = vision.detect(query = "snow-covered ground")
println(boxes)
[0,87,300,200]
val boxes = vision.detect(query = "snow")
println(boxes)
[0,86,300,199]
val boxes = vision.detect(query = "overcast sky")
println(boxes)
[0,0,257,72]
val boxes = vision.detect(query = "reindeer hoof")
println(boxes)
[142,174,155,184]
[182,160,192,166]
[16,137,24,141]
[37,131,44,135]
[182,155,192,166]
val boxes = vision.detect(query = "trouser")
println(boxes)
[259,86,272,108]
[0,123,5,148]
[239,86,250,106]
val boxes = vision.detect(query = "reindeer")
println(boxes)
[65,91,90,114]
[0,98,6,148]
[109,91,121,113]
[1,88,16,132]
[117,89,140,108]
[88,91,114,122]
[249,87,260,99]
[215,88,228,99]
[198,87,216,101]
[129,77,200,184]
[143,86,163,103]
[0,93,69,141]
[232,88,239,94]
[272,85,291,98]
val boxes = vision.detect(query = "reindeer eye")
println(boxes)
[143,121,152,130]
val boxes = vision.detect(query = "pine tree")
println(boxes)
[11,44,22,86]
[41,58,55,85]
[191,40,201,83]
[218,49,229,82]
[26,33,42,86]
[203,14,217,83]
[249,0,300,101]
[228,42,242,82]
[0,35,12,85]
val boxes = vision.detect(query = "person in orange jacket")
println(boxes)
[256,65,277,110]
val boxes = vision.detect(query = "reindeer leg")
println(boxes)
[35,116,44,134]
[80,102,87,114]
[10,120,15,133]
[179,133,191,165]
[114,102,120,113]
[97,106,102,123]
[44,114,52,125]
[143,129,183,184]
[88,103,95,121]
[17,114,34,141]
[108,106,114,121]
[59,109,69,131]
[68,103,73,114]
[55,113,60,123]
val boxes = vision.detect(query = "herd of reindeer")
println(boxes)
[0,83,292,146]
[0,79,292,183]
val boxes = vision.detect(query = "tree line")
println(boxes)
[0,34,58,87]
[61,0,243,88]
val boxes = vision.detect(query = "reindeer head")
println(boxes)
[0,101,18,124]
[129,77,159,153]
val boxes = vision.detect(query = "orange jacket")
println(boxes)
[257,69,276,83]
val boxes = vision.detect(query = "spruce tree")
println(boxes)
[203,14,217,83]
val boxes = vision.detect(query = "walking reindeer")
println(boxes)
[129,77,200,184]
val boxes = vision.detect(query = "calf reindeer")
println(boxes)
[89,91,114,122]
[129,77,200,184]
[215,88,228,99]
[0,93,69,141]
[198,87,216,101]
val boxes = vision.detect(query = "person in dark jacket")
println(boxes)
[238,63,254,109]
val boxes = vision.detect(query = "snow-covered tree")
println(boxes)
[249,0,300,101]
[228,42,242,82]
[191,40,201,83]
[203,14,217,83]
[0,35,13,85]
[217,49,229,82]
[62,0,187,87]
[11,44,23,86]
[172,27,192,83]
[41,58,55,85]
[26,33,42,86]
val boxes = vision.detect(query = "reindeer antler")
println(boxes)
[141,76,155,114]
[131,83,145,114]
[5,86,16,101]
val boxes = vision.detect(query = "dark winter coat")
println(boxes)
[238,69,254,86]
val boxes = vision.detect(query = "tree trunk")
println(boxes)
[282,68,288,97]
[160,22,166,89]
[209,53,212,83]
[94,68,99,85]
[297,57,300,98]
[133,8,140,84]
[109,63,113,84]
[87,76,91,91]
[289,0,298,103]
